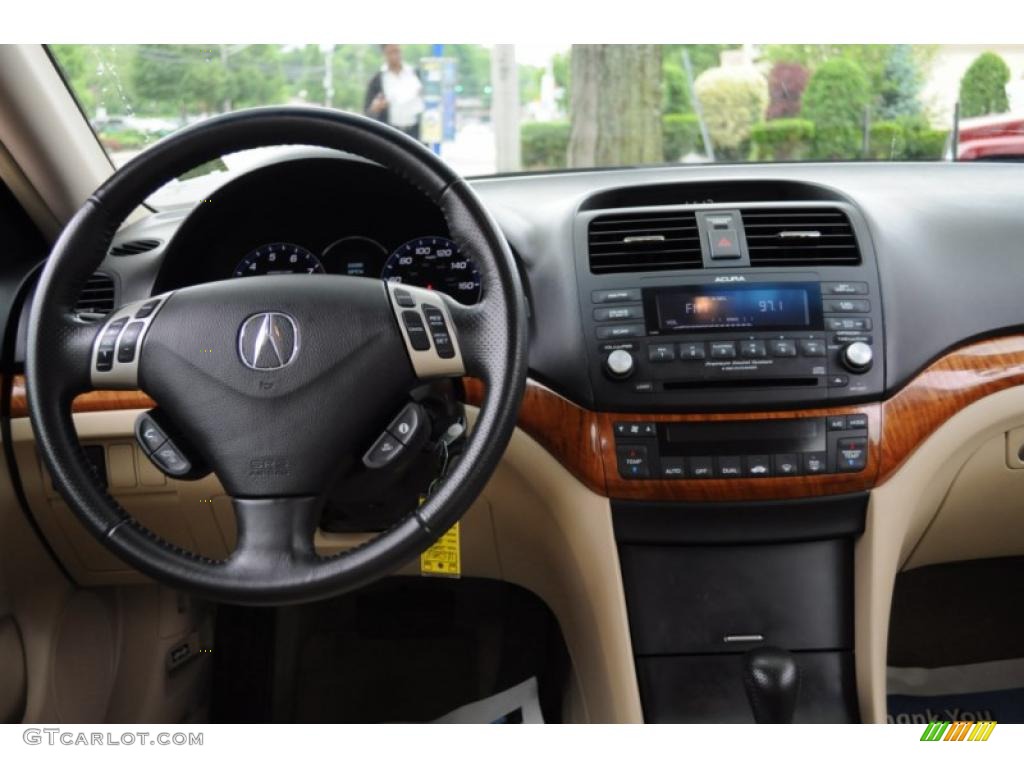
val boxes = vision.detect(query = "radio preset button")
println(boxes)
[710,342,737,359]
[823,282,869,296]
[593,289,641,304]
[768,339,797,357]
[824,298,871,313]
[678,342,706,360]
[739,340,766,358]
[648,343,676,363]
[799,339,827,357]
[596,324,645,340]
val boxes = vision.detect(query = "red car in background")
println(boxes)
[951,113,1024,160]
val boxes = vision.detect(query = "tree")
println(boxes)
[766,62,809,119]
[801,58,871,159]
[878,44,921,119]
[693,65,768,160]
[959,52,1011,118]
[567,45,663,167]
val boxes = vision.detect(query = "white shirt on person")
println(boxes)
[380,64,424,129]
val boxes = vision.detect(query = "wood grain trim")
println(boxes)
[8,374,155,419]
[468,334,1024,501]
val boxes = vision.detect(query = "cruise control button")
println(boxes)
[400,310,431,351]
[803,452,828,474]
[648,343,676,363]
[152,442,190,476]
[363,431,405,469]
[688,456,714,478]
[387,403,424,445]
[774,454,800,476]
[136,416,168,454]
[421,305,455,359]
[134,299,161,319]
[96,347,115,372]
[710,342,737,359]
[116,321,145,363]
[768,339,797,357]
[393,288,415,308]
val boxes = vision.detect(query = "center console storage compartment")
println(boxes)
[613,494,865,723]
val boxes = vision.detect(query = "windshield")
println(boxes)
[50,44,1024,205]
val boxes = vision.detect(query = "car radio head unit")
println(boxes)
[643,283,822,335]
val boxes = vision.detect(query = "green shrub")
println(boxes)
[97,128,150,151]
[905,127,948,160]
[694,66,768,160]
[750,118,815,161]
[520,121,570,169]
[959,52,1010,118]
[662,113,701,161]
[802,59,871,159]
[867,121,907,160]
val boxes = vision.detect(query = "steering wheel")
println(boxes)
[25,107,528,605]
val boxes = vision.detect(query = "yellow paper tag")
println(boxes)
[420,522,460,578]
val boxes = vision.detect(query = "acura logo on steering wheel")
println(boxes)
[238,312,299,370]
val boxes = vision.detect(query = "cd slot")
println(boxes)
[663,377,820,390]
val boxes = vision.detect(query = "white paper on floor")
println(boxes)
[432,677,544,724]
[887,657,1024,724]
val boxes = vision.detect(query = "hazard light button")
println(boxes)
[709,228,742,259]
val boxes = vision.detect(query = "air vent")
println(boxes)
[109,238,160,256]
[74,273,116,318]
[742,208,860,267]
[588,211,702,274]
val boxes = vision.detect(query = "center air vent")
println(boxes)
[74,273,116,318]
[109,238,160,256]
[742,208,860,267]
[588,211,702,274]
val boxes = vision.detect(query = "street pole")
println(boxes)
[683,48,714,162]
[491,44,521,172]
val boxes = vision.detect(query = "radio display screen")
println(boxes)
[643,283,821,334]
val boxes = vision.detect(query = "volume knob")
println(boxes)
[605,348,635,379]
[841,341,873,373]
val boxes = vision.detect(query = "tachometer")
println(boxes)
[381,237,482,305]
[233,243,324,277]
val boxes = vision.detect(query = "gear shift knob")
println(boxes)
[742,647,799,724]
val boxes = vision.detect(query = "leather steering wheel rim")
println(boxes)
[25,106,528,605]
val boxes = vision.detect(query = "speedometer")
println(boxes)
[233,243,324,278]
[381,237,482,305]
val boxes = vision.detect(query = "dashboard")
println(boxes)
[151,156,483,304]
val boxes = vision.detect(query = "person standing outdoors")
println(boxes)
[364,45,425,140]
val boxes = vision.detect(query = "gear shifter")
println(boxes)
[742,647,799,724]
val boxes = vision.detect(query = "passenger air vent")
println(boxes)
[109,238,160,256]
[74,273,116,318]
[588,211,702,274]
[742,208,860,267]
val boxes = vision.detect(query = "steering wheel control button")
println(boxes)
[387,403,425,445]
[421,305,455,359]
[616,445,649,479]
[137,416,168,453]
[363,431,405,469]
[133,299,161,319]
[393,288,416,308]
[152,443,191,476]
[116,321,146,363]
[400,310,432,351]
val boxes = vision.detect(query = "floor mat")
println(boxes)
[887,658,1024,724]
